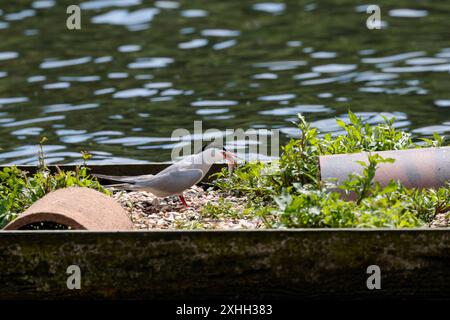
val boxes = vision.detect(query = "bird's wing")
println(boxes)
[135,169,204,195]
[93,173,154,184]
[156,155,196,176]
[156,152,212,176]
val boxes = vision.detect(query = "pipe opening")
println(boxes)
[18,221,71,230]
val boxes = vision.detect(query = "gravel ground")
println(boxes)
[114,187,450,230]
[113,185,267,230]
[430,212,450,228]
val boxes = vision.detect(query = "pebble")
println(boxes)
[430,212,450,228]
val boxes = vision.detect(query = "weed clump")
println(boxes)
[211,111,449,228]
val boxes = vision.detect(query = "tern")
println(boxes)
[94,147,237,206]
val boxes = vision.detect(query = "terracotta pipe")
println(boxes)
[3,187,133,230]
[319,146,450,192]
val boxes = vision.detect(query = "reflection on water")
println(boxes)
[0,0,449,165]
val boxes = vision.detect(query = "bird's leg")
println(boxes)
[178,195,188,207]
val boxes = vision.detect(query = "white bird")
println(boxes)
[94,147,237,206]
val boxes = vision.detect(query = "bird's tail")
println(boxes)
[103,183,137,191]
[93,173,138,183]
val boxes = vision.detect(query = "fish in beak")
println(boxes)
[222,149,238,172]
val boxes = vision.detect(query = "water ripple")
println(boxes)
[128,57,174,69]
[201,29,241,37]
[44,103,99,113]
[92,8,159,25]
[389,9,428,18]
[27,75,46,82]
[43,82,70,89]
[258,94,296,101]
[155,1,180,9]
[118,44,141,52]
[213,40,237,50]
[0,97,29,105]
[406,57,448,65]
[311,52,337,59]
[254,60,306,71]
[94,88,115,95]
[0,52,19,60]
[181,9,208,18]
[362,51,425,64]
[253,73,278,80]
[196,108,229,115]
[32,1,56,9]
[178,39,208,49]
[4,10,35,21]
[98,136,172,146]
[2,115,65,128]
[40,57,92,69]
[11,127,44,136]
[434,100,450,108]
[81,0,141,10]
[113,88,157,98]
[191,100,238,107]
[59,75,101,82]
[108,72,128,79]
[260,105,332,115]
[312,64,357,73]
[253,3,286,14]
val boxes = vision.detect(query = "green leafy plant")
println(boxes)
[340,153,395,204]
[201,198,243,219]
[274,155,443,228]
[211,112,449,228]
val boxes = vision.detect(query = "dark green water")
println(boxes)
[0,0,449,164]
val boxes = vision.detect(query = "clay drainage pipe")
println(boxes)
[3,187,133,230]
[319,146,450,197]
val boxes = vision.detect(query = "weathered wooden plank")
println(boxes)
[0,230,449,300]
